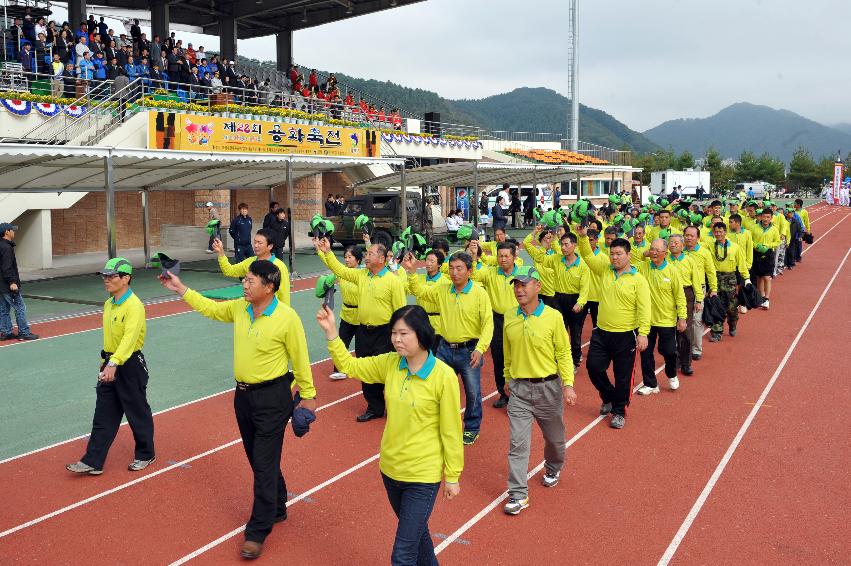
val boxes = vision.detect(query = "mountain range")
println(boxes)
[642,103,851,163]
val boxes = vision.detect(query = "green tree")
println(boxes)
[787,147,818,189]
[676,150,695,170]
[755,152,785,185]
[815,155,837,185]
[735,150,760,182]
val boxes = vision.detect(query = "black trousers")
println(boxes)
[356,323,393,414]
[556,292,588,367]
[640,326,677,388]
[490,312,506,397]
[541,294,557,308]
[332,319,358,372]
[235,377,294,543]
[677,287,695,370]
[82,351,155,470]
[587,301,600,329]
[586,328,637,417]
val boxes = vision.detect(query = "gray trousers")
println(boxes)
[690,284,706,355]
[507,378,565,500]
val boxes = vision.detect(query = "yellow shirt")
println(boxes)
[327,338,463,483]
[407,277,493,353]
[629,238,650,268]
[544,253,590,305]
[668,251,704,303]
[750,223,781,251]
[503,300,574,386]
[647,224,682,242]
[798,208,811,232]
[639,260,687,327]
[686,244,718,292]
[182,290,316,398]
[578,236,651,335]
[322,252,406,327]
[707,240,750,279]
[472,264,520,315]
[409,271,446,330]
[728,229,754,269]
[218,255,291,305]
[772,213,790,241]
[339,277,360,325]
[522,234,556,296]
[586,247,603,302]
[102,289,145,365]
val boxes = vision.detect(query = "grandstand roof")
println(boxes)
[0,145,403,192]
[95,0,425,40]
[354,161,642,190]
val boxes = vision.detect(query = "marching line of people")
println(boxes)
[54,194,816,564]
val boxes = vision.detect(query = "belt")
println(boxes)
[235,372,290,392]
[442,338,478,350]
[683,285,693,290]
[517,374,559,383]
[426,312,440,317]
[343,302,357,309]
[493,311,504,320]
[361,322,390,330]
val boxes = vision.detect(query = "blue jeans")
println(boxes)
[381,473,440,566]
[234,242,253,262]
[0,292,30,336]
[435,341,482,433]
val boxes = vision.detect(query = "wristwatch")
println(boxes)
[106,361,118,368]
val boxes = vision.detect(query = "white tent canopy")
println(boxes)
[0,144,405,261]
[354,161,641,191]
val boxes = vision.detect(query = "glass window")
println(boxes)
[372,196,394,209]
[343,202,362,216]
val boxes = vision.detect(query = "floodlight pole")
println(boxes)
[141,189,150,266]
[400,165,407,230]
[472,162,479,228]
[104,154,116,259]
[569,0,579,152]
[286,159,298,279]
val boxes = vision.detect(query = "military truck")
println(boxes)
[330,191,446,248]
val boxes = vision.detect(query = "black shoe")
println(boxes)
[274,511,287,523]
[492,395,509,409]
[17,333,38,341]
[729,327,737,337]
[681,366,694,376]
[709,332,721,342]
[356,410,384,422]
[691,353,702,361]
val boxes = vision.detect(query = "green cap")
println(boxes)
[456,224,479,241]
[354,214,371,231]
[100,257,132,276]
[509,266,541,285]
[315,274,336,299]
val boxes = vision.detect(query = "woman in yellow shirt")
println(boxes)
[317,304,463,566]
[327,245,363,380]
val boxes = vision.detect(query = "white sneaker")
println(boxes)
[329,372,347,380]
[761,300,770,310]
[637,384,660,395]
[669,376,680,391]
[738,305,748,314]
[205,249,214,254]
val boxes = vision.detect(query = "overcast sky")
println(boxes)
[73,0,849,132]
[243,0,849,132]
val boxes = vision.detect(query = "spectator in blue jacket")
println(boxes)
[124,55,139,81]
[93,52,107,81]
[77,51,94,81]
[197,58,210,79]
[18,42,36,73]
[228,203,254,261]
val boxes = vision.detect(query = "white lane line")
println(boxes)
[0,388,363,539]
[656,247,851,566]
[167,389,502,565]
[0,352,340,465]
[802,214,849,255]
[432,348,686,556]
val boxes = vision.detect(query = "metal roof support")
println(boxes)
[576,172,582,199]
[400,165,407,230]
[104,154,117,259]
[532,166,538,212]
[142,189,151,267]
[286,159,297,278]
[472,161,479,228]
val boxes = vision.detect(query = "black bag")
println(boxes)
[802,232,814,244]
[701,294,726,326]
[737,282,763,310]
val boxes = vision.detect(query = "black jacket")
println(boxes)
[0,238,20,294]
[268,218,290,249]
